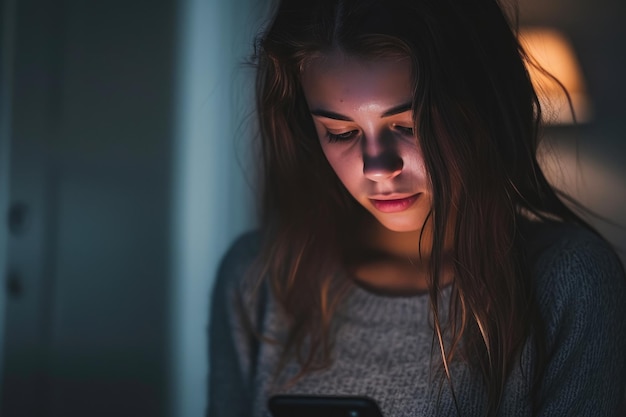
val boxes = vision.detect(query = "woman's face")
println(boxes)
[300,50,431,233]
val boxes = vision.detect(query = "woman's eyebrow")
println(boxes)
[309,109,353,121]
[380,102,412,118]
[310,102,413,121]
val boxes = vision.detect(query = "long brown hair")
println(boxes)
[251,0,593,414]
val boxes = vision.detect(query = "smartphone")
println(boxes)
[268,394,384,417]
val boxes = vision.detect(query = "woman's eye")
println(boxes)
[325,130,359,143]
[395,125,414,136]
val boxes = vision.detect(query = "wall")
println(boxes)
[170,0,262,415]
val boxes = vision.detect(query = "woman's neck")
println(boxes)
[366,220,429,261]
[347,217,454,295]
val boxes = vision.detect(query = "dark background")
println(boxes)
[520,0,626,259]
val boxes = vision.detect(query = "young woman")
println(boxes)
[208,0,626,416]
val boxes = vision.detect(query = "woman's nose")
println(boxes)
[363,149,403,181]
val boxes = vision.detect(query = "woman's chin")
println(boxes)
[372,215,424,234]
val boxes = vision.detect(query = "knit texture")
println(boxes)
[208,221,626,417]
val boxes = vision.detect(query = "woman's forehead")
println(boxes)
[300,50,413,110]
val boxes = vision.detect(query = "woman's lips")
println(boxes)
[369,193,420,213]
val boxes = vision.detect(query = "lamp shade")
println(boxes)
[519,27,592,125]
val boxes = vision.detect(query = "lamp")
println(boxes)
[519,27,592,125]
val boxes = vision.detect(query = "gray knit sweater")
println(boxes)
[208,221,626,417]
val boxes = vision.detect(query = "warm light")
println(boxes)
[519,27,592,124]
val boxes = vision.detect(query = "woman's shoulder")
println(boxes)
[219,230,263,272]
[521,218,626,335]
[213,230,263,299]
[517,222,626,414]
[521,219,624,287]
